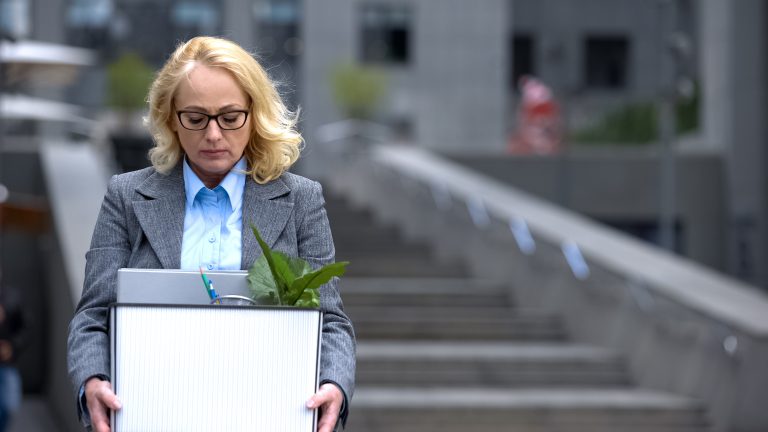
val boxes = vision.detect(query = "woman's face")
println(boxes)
[172,64,251,187]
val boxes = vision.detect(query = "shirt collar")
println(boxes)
[183,157,247,210]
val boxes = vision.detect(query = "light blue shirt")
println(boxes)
[180,157,246,271]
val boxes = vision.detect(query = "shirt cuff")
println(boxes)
[78,384,91,427]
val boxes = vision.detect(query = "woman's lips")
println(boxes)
[200,149,227,157]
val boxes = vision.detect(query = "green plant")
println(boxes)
[571,102,658,144]
[106,52,155,111]
[330,62,386,119]
[246,224,349,308]
[570,85,700,145]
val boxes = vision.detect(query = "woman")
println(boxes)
[67,36,355,432]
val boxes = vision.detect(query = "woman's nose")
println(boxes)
[204,120,223,141]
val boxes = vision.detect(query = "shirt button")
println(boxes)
[207,264,214,270]
[209,236,216,243]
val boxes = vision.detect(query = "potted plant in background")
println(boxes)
[105,52,155,172]
[330,62,386,121]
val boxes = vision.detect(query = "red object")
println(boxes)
[508,76,563,155]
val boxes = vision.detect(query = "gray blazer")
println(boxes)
[67,163,356,425]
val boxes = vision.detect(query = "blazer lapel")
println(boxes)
[241,176,294,269]
[132,165,186,269]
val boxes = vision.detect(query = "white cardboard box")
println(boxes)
[110,304,322,432]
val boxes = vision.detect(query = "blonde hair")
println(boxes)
[146,36,303,183]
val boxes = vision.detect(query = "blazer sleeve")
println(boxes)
[67,174,131,410]
[296,180,356,423]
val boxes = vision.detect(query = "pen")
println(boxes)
[199,267,215,300]
[209,280,220,304]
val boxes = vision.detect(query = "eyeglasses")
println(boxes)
[176,110,249,131]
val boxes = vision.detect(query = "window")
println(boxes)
[253,0,300,25]
[253,0,302,58]
[115,2,177,65]
[65,0,113,48]
[360,4,411,65]
[67,0,112,29]
[253,0,302,109]
[0,0,30,39]
[603,219,684,254]
[585,36,629,89]
[172,0,220,37]
[511,33,535,90]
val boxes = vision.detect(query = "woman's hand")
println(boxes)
[306,382,344,432]
[84,377,122,432]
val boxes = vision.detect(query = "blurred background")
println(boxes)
[0,0,767,431]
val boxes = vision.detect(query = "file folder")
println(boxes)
[110,303,323,431]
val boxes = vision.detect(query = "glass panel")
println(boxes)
[0,0,30,39]
[359,3,411,65]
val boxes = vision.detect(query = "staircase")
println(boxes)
[325,193,710,432]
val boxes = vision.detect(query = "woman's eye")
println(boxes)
[222,114,241,124]
[185,115,205,124]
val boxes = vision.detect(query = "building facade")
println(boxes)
[300,0,509,155]
[4,0,763,287]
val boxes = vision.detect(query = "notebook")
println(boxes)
[116,268,252,305]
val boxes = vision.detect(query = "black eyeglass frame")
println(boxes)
[175,110,250,131]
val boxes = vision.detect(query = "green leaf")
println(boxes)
[294,289,320,308]
[285,254,313,279]
[286,262,348,305]
[247,222,350,308]
[269,250,301,288]
[247,255,279,305]
[250,224,291,304]
[288,262,349,302]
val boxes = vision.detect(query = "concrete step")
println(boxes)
[349,307,565,340]
[335,239,432,256]
[329,221,433,256]
[341,277,513,308]
[336,247,433,262]
[323,195,369,211]
[328,215,393,231]
[325,195,467,275]
[343,257,469,277]
[348,388,709,432]
[331,224,405,245]
[356,341,629,388]
[324,195,372,213]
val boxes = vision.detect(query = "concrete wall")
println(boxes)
[512,0,698,130]
[222,0,256,50]
[700,0,767,289]
[301,0,508,177]
[30,0,66,43]
[448,150,726,272]
[514,0,665,97]
[412,0,508,153]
